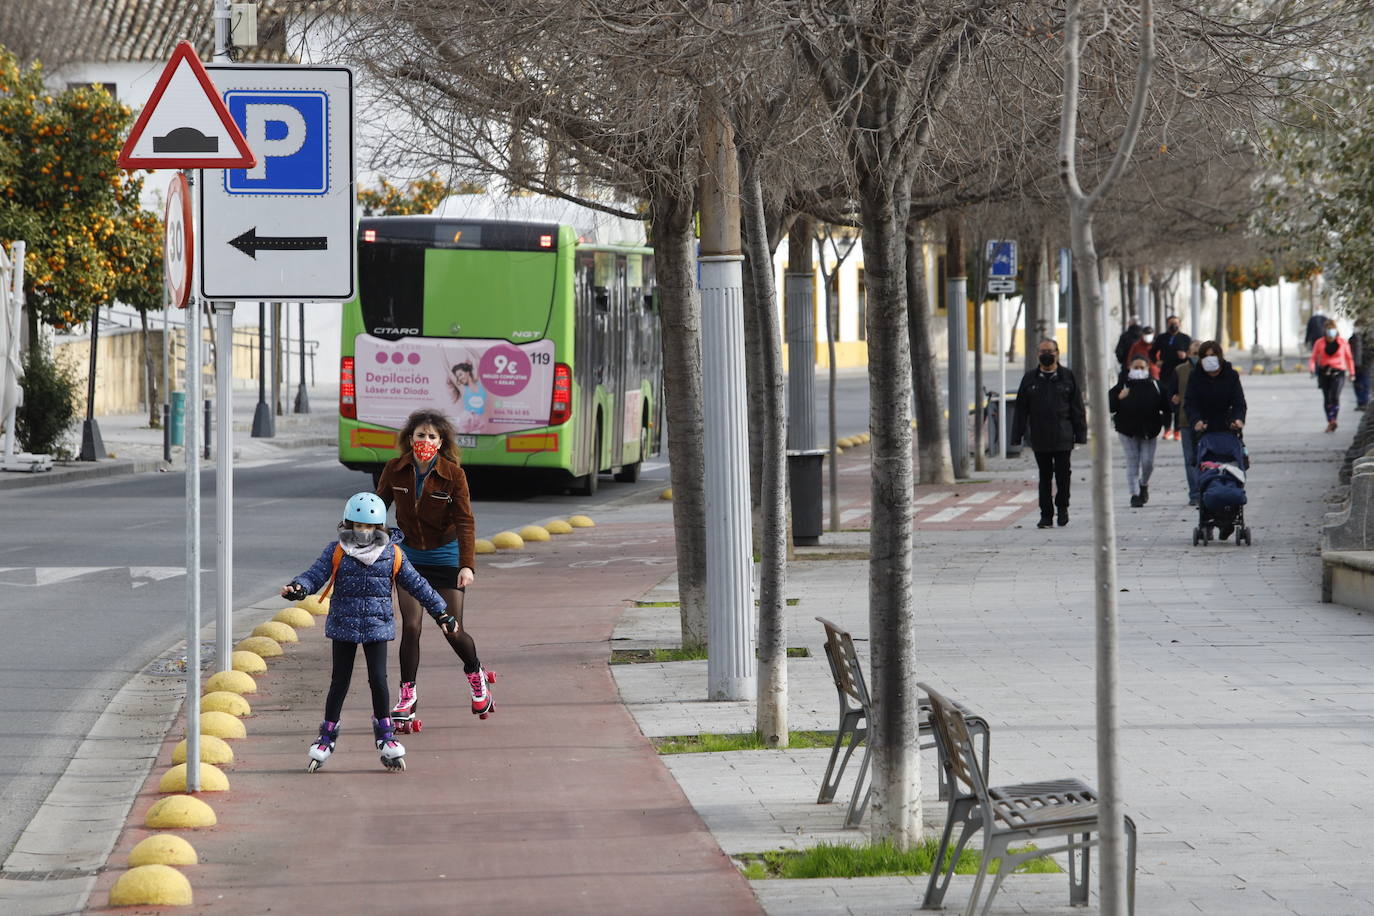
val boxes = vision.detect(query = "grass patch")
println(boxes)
[612,646,810,664]
[652,730,837,754]
[735,840,1060,879]
[632,598,801,607]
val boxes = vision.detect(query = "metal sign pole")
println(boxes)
[212,0,236,677]
[999,292,1007,459]
[184,171,202,792]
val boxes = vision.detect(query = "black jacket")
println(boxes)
[1109,375,1167,438]
[1150,330,1192,378]
[1184,363,1247,431]
[1114,325,1142,367]
[1012,365,1087,453]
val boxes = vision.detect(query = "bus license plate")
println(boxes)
[456,435,477,449]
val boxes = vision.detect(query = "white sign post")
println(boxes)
[987,241,1018,460]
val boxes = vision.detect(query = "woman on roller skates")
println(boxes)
[282,492,452,772]
[375,409,494,734]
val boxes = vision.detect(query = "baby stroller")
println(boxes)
[1192,430,1251,546]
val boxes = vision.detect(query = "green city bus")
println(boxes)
[338,216,662,493]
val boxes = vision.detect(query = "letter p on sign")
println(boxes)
[223,90,329,196]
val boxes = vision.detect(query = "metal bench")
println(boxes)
[918,682,1137,915]
[814,617,989,828]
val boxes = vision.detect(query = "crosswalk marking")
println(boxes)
[924,506,970,523]
[914,493,946,506]
[1007,491,1036,504]
[958,492,996,505]
[840,508,868,523]
[974,505,1018,522]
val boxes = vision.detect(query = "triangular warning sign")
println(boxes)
[118,40,256,170]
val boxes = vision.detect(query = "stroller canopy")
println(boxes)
[1197,430,1245,466]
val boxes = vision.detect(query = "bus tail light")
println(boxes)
[340,357,356,419]
[549,362,572,425]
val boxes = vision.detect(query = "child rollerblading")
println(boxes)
[283,492,452,773]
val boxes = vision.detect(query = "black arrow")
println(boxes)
[229,227,328,259]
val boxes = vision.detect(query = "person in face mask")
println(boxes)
[1011,338,1088,528]
[1125,326,1161,380]
[1171,340,1203,504]
[1109,356,1168,507]
[374,408,493,731]
[1184,340,1247,439]
[1151,315,1192,440]
[1309,318,1357,432]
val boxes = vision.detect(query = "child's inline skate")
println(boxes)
[468,667,496,720]
[305,720,339,773]
[372,716,406,771]
[391,681,420,734]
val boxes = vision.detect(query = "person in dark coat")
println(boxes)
[1114,321,1142,368]
[1184,340,1247,438]
[1305,313,1329,350]
[1012,338,1088,528]
[1109,355,1168,508]
[282,492,450,772]
[1352,328,1373,411]
[1149,315,1192,439]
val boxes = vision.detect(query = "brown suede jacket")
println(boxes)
[375,452,476,572]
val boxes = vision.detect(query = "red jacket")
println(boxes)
[1310,336,1356,376]
[1125,339,1161,379]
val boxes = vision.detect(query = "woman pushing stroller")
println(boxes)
[1184,341,1251,544]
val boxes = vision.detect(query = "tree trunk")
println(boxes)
[945,214,969,479]
[742,263,765,553]
[740,155,788,750]
[1022,243,1042,376]
[859,180,919,849]
[141,309,159,428]
[650,187,708,649]
[906,225,952,484]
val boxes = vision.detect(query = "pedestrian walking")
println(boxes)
[1110,355,1168,507]
[1126,326,1161,378]
[1184,340,1247,441]
[375,409,494,731]
[1114,319,1142,369]
[282,493,452,773]
[1350,328,1372,411]
[1305,312,1328,350]
[1309,318,1356,432]
[1171,340,1203,505]
[1011,339,1088,529]
[1150,315,1192,439]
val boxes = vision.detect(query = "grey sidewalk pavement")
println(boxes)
[0,384,340,491]
[613,371,1374,915]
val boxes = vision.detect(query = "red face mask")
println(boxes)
[412,439,439,463]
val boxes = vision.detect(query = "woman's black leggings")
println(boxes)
[324,639,390,722]
[1322,372,1345,421]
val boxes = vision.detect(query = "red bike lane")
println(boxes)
[87,508,760,915]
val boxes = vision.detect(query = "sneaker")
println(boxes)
[1138,484,1149,505]
[1037,516,1053,529]
[468,667,495,718]
[1057,509,1069,527]
[1327,420,1338,433]
[1129,494,1142,508]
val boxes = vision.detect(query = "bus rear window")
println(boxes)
[359,244,424,340]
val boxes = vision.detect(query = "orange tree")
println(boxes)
[0,47,162,335]
[357,172,460,215]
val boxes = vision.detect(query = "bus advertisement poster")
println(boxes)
[355,334,556,435]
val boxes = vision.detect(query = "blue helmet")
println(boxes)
[343,492,386,524]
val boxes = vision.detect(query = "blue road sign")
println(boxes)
[987,240,1017,278]
[222,91,329,195]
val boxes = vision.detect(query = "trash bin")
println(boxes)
[787,448,827,546]
[170,391,185,447]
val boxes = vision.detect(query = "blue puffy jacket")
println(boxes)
[290,529,446,644]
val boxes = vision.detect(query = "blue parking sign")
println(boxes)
[987,240,1017,279]
[223,91,329,195]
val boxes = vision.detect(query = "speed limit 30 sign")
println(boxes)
[164,172,194,308]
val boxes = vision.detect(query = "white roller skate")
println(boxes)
[306,720,339,773]
[392,681,420,734]
[468,667,496,720]
[373,716,406,771]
